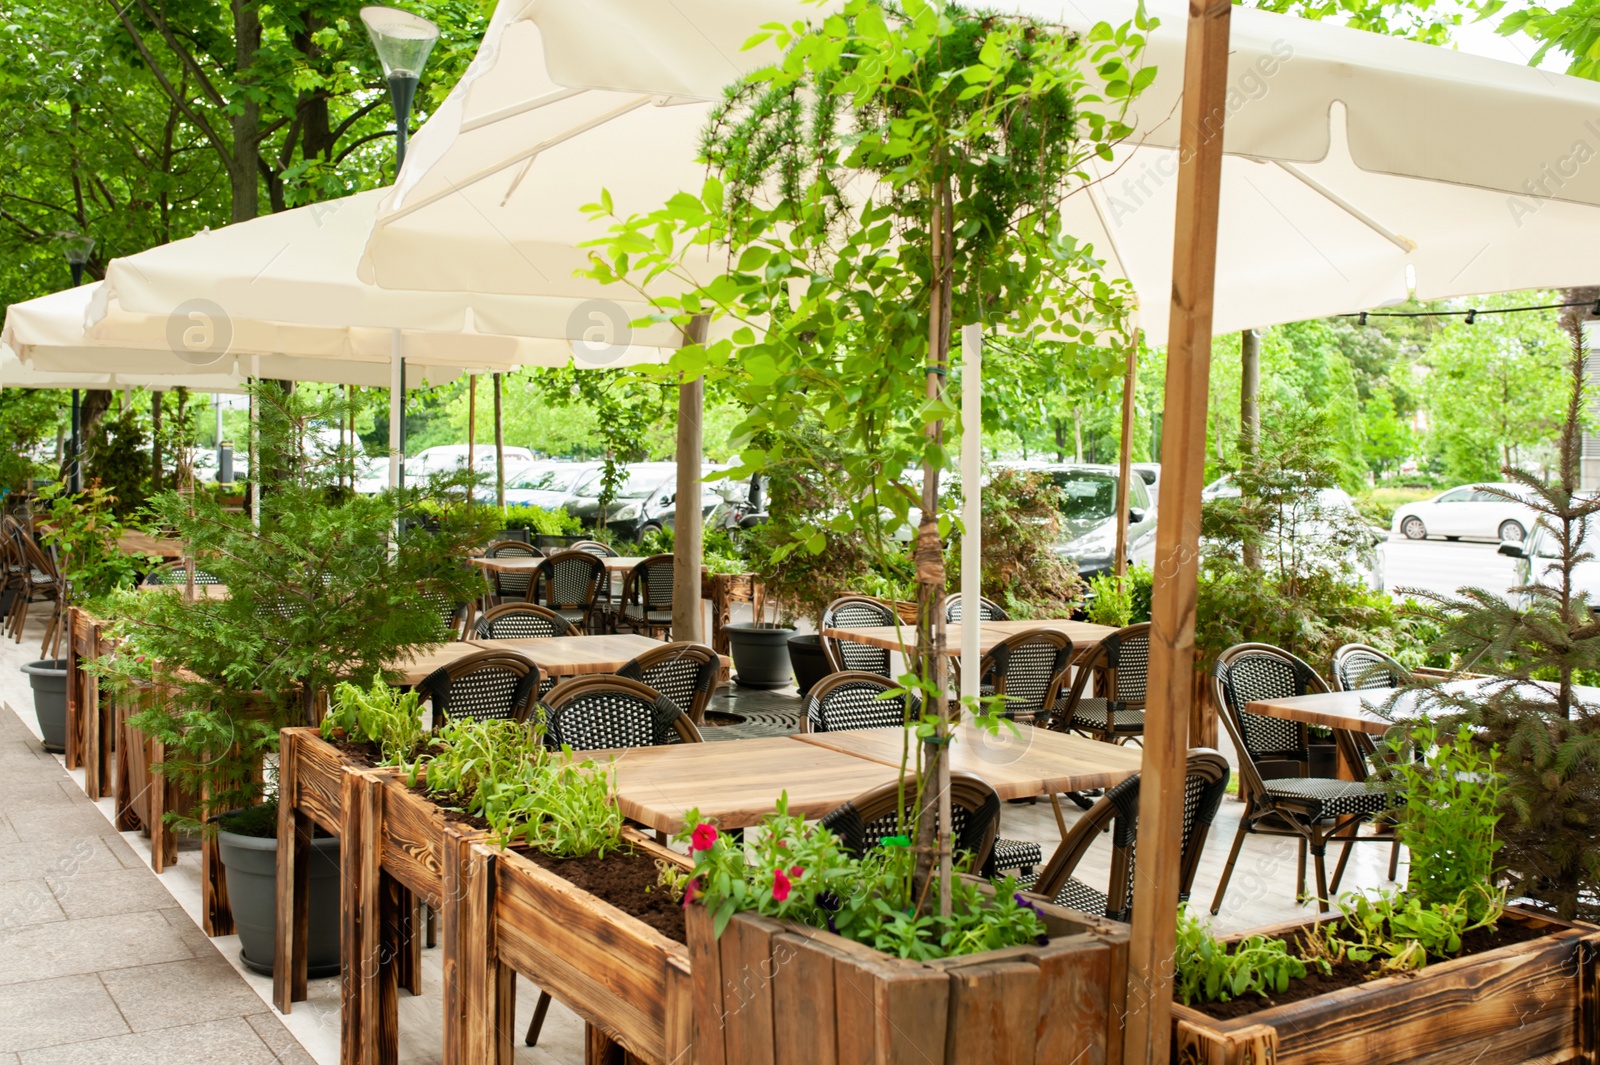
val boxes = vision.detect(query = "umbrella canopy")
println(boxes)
[360,0,1600,337]
[0,343,246,393]
[89,188,682,366]
[4,283,465,389]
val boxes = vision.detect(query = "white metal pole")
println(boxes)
[248,357,260,529]
[960,324,982,702]
[388,330,403,491]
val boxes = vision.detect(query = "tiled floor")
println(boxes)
[0,611,1404,1064]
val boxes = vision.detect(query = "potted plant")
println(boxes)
[102,383,494,955]
[25,481,142,752]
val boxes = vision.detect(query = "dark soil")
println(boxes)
[1193,919,1552,1020]
[525,848,687,945]
[404,784,491,831]
[327,736,382,767]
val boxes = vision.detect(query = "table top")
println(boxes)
[601,735,901,832]
[386,643,501,686]
[470,554,651,573]
[467,633,671,676]
[821,618,1119,657]
[793,723,1142,800]
[118,531,185,559]
[137,583,231,600]
[1246,677,1600,735]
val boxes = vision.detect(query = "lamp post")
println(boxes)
[361,6,438,491]
[61,232,95,494]
[360,5,440,172]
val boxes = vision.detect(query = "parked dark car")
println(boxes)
[565,462,727,539]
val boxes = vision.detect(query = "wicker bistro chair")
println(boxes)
[1209,644,1394,913]
[1051,623,1151,744]
[10,532,64,655]
[473,602,574,641]
[529,550,608,633]
[800,671,1042,877]
[483,540,542,602]
[974,629,1074,722]
[612,554,675,640]
[942,593,1009,623]
[802,671,918,733]
[616,642,720,726]
[820,595,898,676]
[539,674,704,751]
[571,540,619,558]
[821,772,1003,877]
[420,589,473,641]
[417,649,542,726]
[1027,750,1231,922]
[1332,643,1413,692]
[143,561,225,586]
[521,675,700,1049]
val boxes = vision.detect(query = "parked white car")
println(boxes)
[410,444,536,479]
[1500,516,1600,612]
[1391,483,1539,543]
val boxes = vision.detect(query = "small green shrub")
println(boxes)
[321,674,426,765]
[1385,723,1502,917]
[1085,571,1132,627]
[1172,906,1307,1005]
[498,506,582,535]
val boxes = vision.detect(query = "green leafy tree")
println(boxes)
[106,382,495,825]
[1422,295,1568,483]
[587,0,1147,907]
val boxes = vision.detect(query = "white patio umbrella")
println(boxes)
[358,0,1600,676]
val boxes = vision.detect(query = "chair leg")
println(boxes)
[1311,844,1331,913]
[1387,835,1402,881]
[1295,837,1307,901]
[525,990,552,1046]
[1209,819,1251,915]
[1328,834,1356,895]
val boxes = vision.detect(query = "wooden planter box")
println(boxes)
[690,891,1131,1064]
[65,606,113,798]
[443,827,694,1065]
[336,768,493,1065]
[702,572,765,656]
[1171,908,1600,1065]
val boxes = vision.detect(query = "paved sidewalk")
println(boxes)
[0,706,312,1064]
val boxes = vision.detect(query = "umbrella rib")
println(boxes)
[376,96,657,225]
[460,86,589,134]
[1274,161,1417,252]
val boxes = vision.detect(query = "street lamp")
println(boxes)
[60,232,95,493]
[361,6,440,171]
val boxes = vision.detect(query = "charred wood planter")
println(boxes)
[1170,908,1600,1065]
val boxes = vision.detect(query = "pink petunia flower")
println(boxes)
[690,823,719,852]
[682,878,701,907]
[771,867,792,903]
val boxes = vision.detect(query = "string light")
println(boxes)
[1344,297,1599,322]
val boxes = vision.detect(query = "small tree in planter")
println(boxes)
[100,383,494,954]
[588,0,1145,904]
[1410,324,1600,921]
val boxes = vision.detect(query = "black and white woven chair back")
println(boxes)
[804,672,918,732]
[1216,649,1317,760]
[474,605,572,640]
[421,655,540,725]
[617,646,718,722]
[572,540,619,558]
[1333,644,1408,692]
[820,773,1000,875]
[144,563,223,586]
[988,633,1072,717]
[1106,626,1151,705]
[543,680,689,750]
[943,594,1009,623]
[539,551,604,609]
[420,590,466,638]
[821,597,896,675]
[639,557,674,612]
[487,541,541,559]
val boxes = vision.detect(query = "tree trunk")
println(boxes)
[230,0,262,222]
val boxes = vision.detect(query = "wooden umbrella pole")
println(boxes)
[1122,1,1232,1062]
[1113,322,1140,580]
[672,314,710,642]
[467,375,477,478]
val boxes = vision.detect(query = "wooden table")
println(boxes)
[821,618,1118,657]
[386,643,495,686]
[793,723,1142,801]
[601,735,901,832]
[1246,677,1600,735]
[117,530,185,559]
[468,634,699,678]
